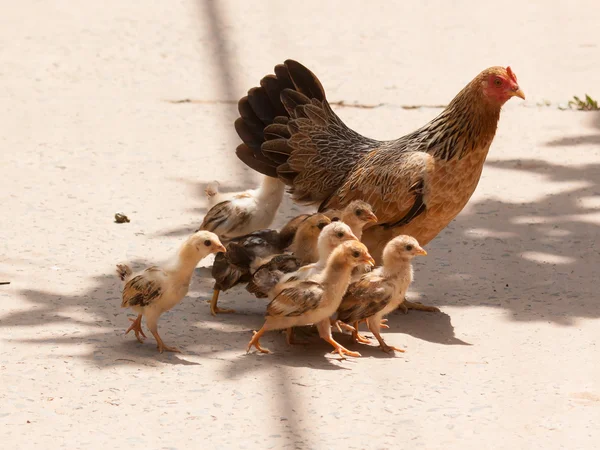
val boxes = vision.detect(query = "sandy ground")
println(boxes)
[1,1,600,449]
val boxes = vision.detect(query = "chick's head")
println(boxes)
[332,240,375,268]
[318,222,358,256]
[382,235,426,265]
[188,230,227,256]
[342,200,378,228]
[298,213,331,238]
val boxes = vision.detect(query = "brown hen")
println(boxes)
[235,60,524,261]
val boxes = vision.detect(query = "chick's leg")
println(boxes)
[247,326,271,354]
[285,327,309,346]
[367,316,404,354]
[125,314,146,343]
[210,289,236,316]
[352,321,371,344]
[316,319,361,358]
[330,317,356,333]
[146,311,180,354]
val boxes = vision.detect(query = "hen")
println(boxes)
[234,60,525,261]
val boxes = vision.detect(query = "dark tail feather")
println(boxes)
[284,60,326,101]
[234,60,328,179]
[236,144,278,178]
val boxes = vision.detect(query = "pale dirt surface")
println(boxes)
[1,1,599,449]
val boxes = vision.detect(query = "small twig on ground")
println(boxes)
[0,282,10,285]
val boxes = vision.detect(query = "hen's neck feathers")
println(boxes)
[407,78,501,162]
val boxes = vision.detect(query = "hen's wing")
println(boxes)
[336,274,394,324]
[235,60,381,205]
[121,267,165,308]
[266,280,323,317]
[323,149,434,228]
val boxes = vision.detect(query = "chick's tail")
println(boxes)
[116,264,132,281]
[204,181,221,207]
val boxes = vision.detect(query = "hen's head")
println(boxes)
[479,66,525,106]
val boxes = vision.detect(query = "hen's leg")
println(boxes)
[400,299,440,314]
[316,320,361,358]
[125,314,146,343]
[247,326,270,354]
[352,321,371,344]
[146,312,180,354]
[367,316,404,354]
[210,289,236,315]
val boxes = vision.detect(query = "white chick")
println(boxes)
[198,176,285,241]
[117,230,226,353]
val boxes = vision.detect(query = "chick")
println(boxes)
[209,229,283,315]
[336,235,426,353]
[277,213,311,250]
[247,222,358,301]
[336,200,378,240]
[117,231,226,353]
[247,240,375,357]
[288,213,331,265]
[198,176,285,241]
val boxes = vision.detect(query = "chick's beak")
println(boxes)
[512,87,525,100]
[366,212,378,223]
[415,247,427,256]
[216,244,227,253]
[363,255,376,266]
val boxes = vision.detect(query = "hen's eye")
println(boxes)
[405,244,413,251]
[352,250,360,258]
[494,78,502,87]
[337,232,344,238]
[204,240,212,247]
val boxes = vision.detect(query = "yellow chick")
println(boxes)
[336,235,426,353]
[117,230,225,353]
[247,240,375,358]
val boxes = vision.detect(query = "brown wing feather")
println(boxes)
[266,281,322,317]
[336,275,393,324]
[324,150,433,227]
[121,267,164,308]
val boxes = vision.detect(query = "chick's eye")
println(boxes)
[405,244,413,251]
[317,222,327,230]
[337,232,344,238]
[494,78,502,87]
[356,209,363,216]
[352,250,360,258]
[204,240,212,247]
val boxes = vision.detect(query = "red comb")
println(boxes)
[506,66,518,82]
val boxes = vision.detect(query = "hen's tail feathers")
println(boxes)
[235,60,327,179]
[116,264,132,281]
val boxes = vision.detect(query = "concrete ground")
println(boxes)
[1,1,599,448]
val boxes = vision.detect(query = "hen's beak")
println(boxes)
[362,255,376,266]
[512,87,525,100]
[366,212,378,223]
[415,247,427,256]
[216,244,227,253]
